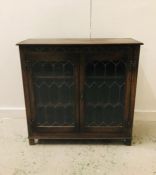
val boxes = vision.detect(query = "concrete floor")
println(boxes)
[0,117,156,175]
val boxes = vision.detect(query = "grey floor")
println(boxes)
[0,117,156,175]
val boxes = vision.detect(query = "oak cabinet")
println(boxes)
[17,38,143,145]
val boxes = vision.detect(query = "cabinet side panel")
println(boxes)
[19,46,33,137]
[128,45,141,137]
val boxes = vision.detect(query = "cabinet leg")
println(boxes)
[29,138,35,145]
[124,139,132,146]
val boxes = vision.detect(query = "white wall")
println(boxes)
[91,0,156,112]
[0,0,156,116]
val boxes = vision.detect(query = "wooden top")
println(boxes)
[17,38,143,45]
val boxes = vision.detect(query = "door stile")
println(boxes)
[79,54,85,132]
[74,57,80,131]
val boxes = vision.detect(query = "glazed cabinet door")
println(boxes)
[21,46,79,133]
[80,46,131,133]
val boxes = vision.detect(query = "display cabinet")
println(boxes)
[17,38,143,145]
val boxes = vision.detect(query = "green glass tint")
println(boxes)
[32,61,75,126]
[84,60,127,126]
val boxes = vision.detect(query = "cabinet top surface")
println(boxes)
[17,38,143,45]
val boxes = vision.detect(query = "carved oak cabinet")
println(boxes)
[17,38,143,145]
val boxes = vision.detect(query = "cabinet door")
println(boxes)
[80,46,131,132]
[25,51,79,133]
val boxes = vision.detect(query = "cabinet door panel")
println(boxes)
[80,49,130,132]
[27,57,79,132]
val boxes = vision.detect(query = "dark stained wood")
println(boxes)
[79,54,85,132]
[17,38,143,145]
[128,45,141,138]
[17,38,143,45]
[31,132,127,139]
[29,138,35,145]
[19,47,34,137]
